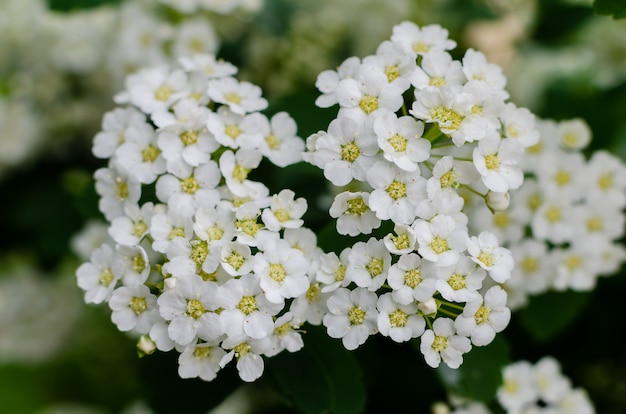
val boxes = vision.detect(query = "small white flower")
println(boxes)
[178,341,226,382]
[454,285,510,346]
[93,107,147,159]
[414,215,468,267]
[315,56,361,108]
[383,224,417,255]
[323,287,378,350]
[497,361,538,412]
[95,165,142,221]
[347,237,392,291]
[466,231,513,283]
[373,112,430,172]
[206,106,265,150]
[376,293,425,343]
[261,189,307,232]
[316,249,352,293]
[109,285,159,334]
[220,242,254,276]
[76,243,124,304]
[329,191,381,236]
[257,112,304,167]
[387,253,438,305]
[219,335,271,382]
[207,76,267,115]
[391,22,457,57]
[435,255,486,303]
[420,317,471,369]
[472,133,524,193]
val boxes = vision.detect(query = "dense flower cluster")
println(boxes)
[303,21,540,368]
[465,117,626,309]
[76,54,316,382]
[436,356,595,414]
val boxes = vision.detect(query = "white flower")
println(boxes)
[178,54,238,79]
[109,202,156,246]
[220,242,254,276]
[155,161,221,212]
[76,243,124,304]
[207,76,267,115]
[109,285,159,334]
[94,165,142,221]
[193,202,235,246]
[219,335,271,382]
[367,161,427,225]
[390,22,456,57]
[583,150,626,208]
[220,274,282,340]
[150,205,194,254]
[323,287,378,350]
[435,255,486,303]
[373,112,430,172]
[500,103,539,148]
[361,40,415,91]
[255,238,310,304]
[387,253,438,305]
[461,48,507,92]
[315,56,361,108]
[335,70,404,119]
[92,107,146,159]
[414,215,468,267]
[115,123,166,184]
[157,274,224,346]
[376,293,425,343]
[454,285,510,346]
[257,112,304,167]
[172,18,219,58]
[265,312,304,357]
[329,191,381,236]
[533,357,571,404]
[310,115,379,186]
[497,361,538,412]
[347,237,392,291]
[411,50,465,89]
[383,224,417,255]
[116,244,151,287]
[261,189,307,232]
[206,106,265,150]
[420,317,471,369]
[178,341,226,381]
[556,118,591,151]
[219,149,267,198]
[316,249,352,293]
[472,133,524,193]
[466,231,514,283]
[116,65,188,114]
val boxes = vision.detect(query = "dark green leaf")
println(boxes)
[436,336,510,404]
[267,325,366,414]
[593,0,626,18]
[517,290,591,343]
[47,0,122,11]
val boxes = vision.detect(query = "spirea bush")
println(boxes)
[77,53,319,382]
[302,21,540,368]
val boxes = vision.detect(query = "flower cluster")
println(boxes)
[303,21,540,368]
[435,356,595,414]
[466,117,626,309]
[76,53,317,383]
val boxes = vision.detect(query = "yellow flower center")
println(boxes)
[404,269,422,288]
[225,124,241,139]
[234,342,251,358]
[224,92,242,104]
[306,283,320,303]
[180,130,199,146]
[232,164,249,181]
[129,296,148,315]
[429,76,446,87]
[169,227,185,240]
[522,257,538,273]
[348,306,366,325]
[545,206,561,223]
[430,106,463,131]
[116,179,129,200]
[269,263,287,283]
[391,233,411,250]
[132,220,148,238]
[341,141,361,163]
[474,306,491,325]
[155,85,172,101]
[439,171,456,188]
[586,216,603,232]
[366,257,385,277]
[180,176,200,194]
[388,134,407,152]
[346,197,368,215]
[384,65,400,82]
[528,142,542,154]
[386,180,407,200]
[186,299,205,319]
[554,170,571,186]
[237,295,258,315]
[193,346,211,359]
[359,95,379,114]
[412,42,429,53]
[265,134,281,150]
[99,268,114,286]
[142,145,160,163]
[236,218,261,237]
[131,254,146,273]
[566,255,581,271]
[431,335,448,351]
[448,273,466,290]
[598,173,613,190]
[389,309,409,327]
[485,154,500,170]
[431,237,449,254]
[206,226,224,242]
[478,252,494,267]
[191,240,209,265]
[274,209,291,222]
[226,252,245,271]
[494,213,509,228]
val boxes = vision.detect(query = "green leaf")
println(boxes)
[436,336,510,404]
[593,0,626,18]
[47,0,122,11]
[267,325,366,414]
[517,290,591,343]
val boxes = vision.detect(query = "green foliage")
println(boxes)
[267,325,366,414]
[593,0,626,18]
[47,0,122,11]
[517,290,591,343]
[436,336,510,404]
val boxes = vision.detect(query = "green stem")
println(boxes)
[461,184,486,199]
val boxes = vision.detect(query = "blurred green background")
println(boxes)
[1,0,626,413]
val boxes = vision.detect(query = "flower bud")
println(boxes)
[137,335,156,357]
[486,191,510,211]
[418,297,438,316]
